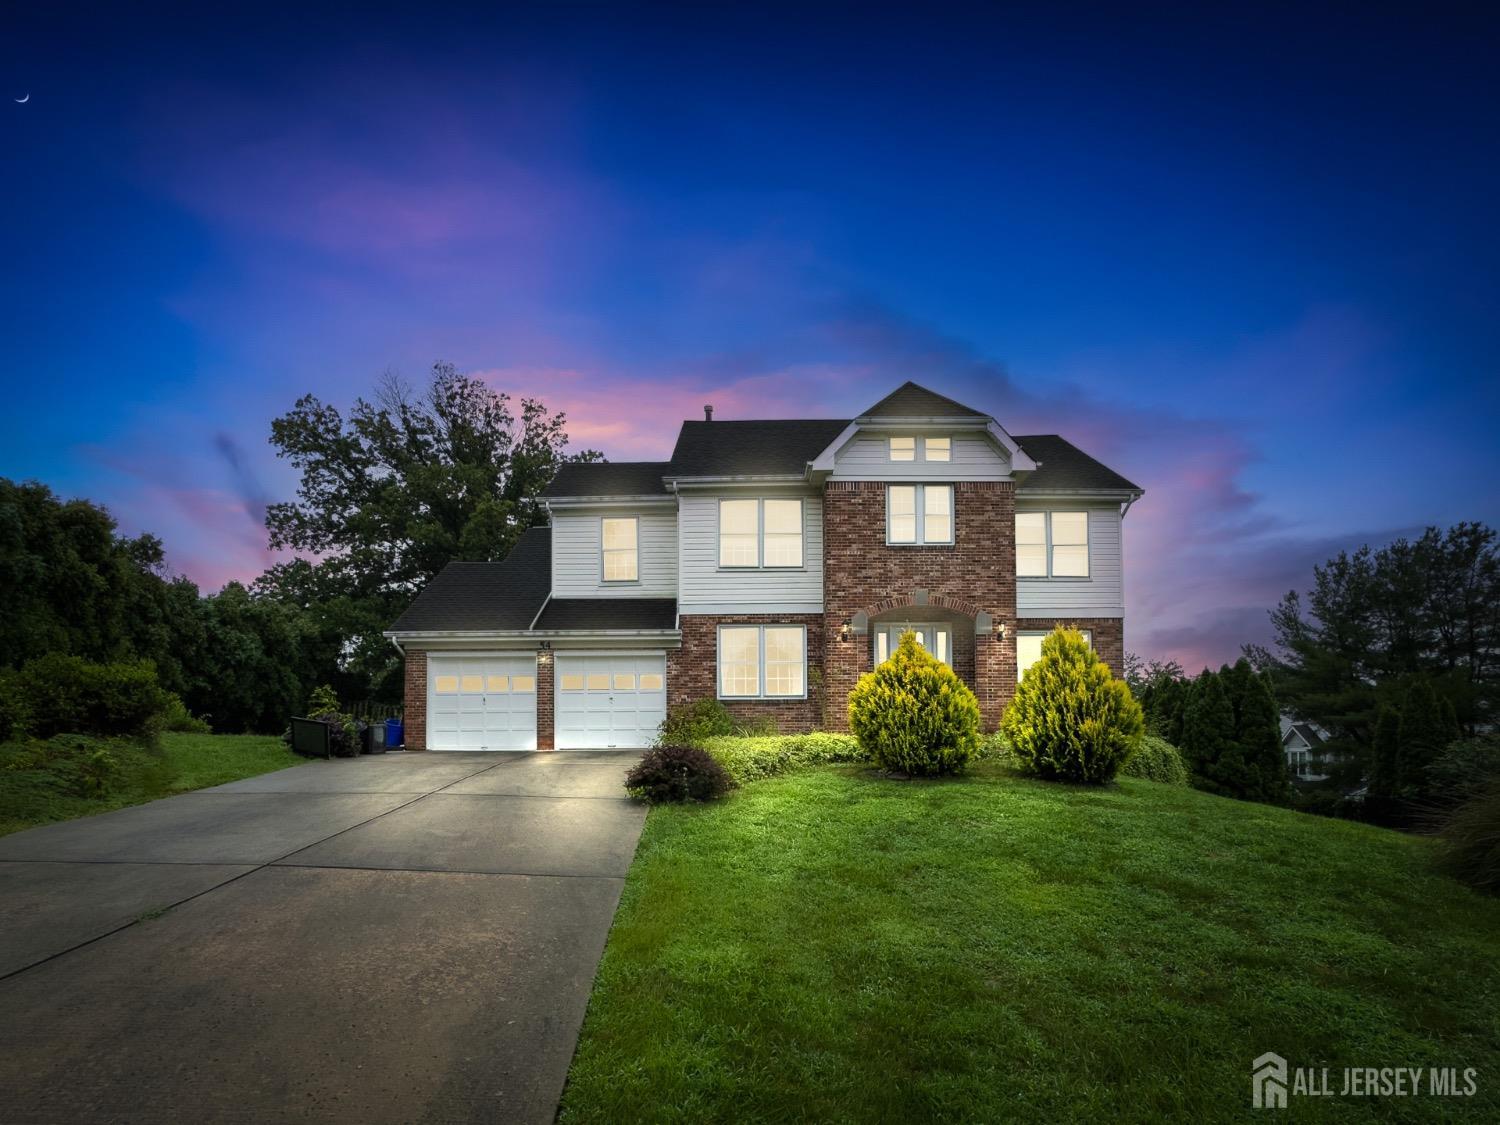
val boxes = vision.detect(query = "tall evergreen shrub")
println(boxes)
[848,631,980,776]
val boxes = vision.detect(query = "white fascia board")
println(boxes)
[1017,606,1125,620]
[384,629,682,642]
[987,422,1036,471]
[808,421,862,474]
[853,416,991,429]
[1016,488,1145,502]
[664,475,809,488]
[544,495,675,509]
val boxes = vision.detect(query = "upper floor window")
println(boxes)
[719,498,804,568]
[1017,629,1092,680]
[888,484,953,545]
[718,624,807,698]
[601,517,638,582]
[888,435,950,461]
[1015,511,1089,577]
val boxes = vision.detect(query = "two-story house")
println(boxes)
[385,382,1142,750]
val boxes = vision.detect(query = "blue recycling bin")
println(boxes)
[385,717,404,749]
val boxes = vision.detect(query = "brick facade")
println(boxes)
[823,480,1018,731]
[402,648,428,750]
[670,614,826,733]
[536,651,555,750]
[1015,617,1125,679]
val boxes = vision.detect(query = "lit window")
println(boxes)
[763,500,803,567]
[487,675,509,693]
[1017,630,1092,681]
[586,673,610,691]
[602,517,638,582]
[874,625,950,666]
[434,675,458,693]
[719,625,806,699]
[888,484,953,545]
[1015,511,1089,577]
[613,673,635,691]
[511,675,535,693]
[925,437,951,461]
[889,436,915,461]
[560,674,585,691]
[639,673,663,691]
[460,675,484,693]
[719,499,759,567]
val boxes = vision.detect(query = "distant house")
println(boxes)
[1281,719,1331,782]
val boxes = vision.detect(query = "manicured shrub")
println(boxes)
[656,699,736,746]
[849,632,981,777]
[1120,734,1189,786]
[11,654,171,739]
[625,745,734,803]
[1002,628,1143,784]
[699,732,865,784]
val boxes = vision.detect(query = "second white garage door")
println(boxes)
[555,654,667,749]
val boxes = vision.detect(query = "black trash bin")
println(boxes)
[360,723,387,754]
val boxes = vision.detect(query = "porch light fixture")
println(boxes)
[994,621,1007,638]
[839,620,851,642]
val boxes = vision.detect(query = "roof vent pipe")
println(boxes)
[704,404,714,421]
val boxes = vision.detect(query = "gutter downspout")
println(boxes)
[1121,492,1142,520]
[528,594,551,632]
[388,635,405,657]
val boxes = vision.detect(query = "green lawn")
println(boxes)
[0,732,299,836]
[561,765,1500,1123]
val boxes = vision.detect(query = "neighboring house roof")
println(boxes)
[860,380,989,419]
[1011,434,1142,493]
[1283,722,1327,749]
[534,598,677,631]
[540,383,1140,497]
[666,419,851,478]
[543,461,671,498]
[388,527,551,632]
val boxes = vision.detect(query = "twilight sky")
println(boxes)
[4,4,1498,668]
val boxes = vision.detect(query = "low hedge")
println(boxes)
[1120,734,1190,786]
[698,733,865,785]
[4,654,172,740]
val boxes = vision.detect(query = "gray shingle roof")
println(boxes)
[1012,435,1142,493]
[388,528,551,632]
[543,461,670,498]
[535,598,676,631]
[666,419,850,478]
[861,381,989,418]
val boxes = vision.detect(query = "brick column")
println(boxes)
[822,612,866,731]
[536,651,555,750]
[403,648,428,750]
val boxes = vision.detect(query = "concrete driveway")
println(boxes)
[0,750,646,1124]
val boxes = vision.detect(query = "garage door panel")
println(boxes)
[556,655,666,750]
[427,655,538,751]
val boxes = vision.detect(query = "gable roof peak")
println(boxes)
[860,381,990,420]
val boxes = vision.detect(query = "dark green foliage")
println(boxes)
[1368,706,1402,798]
[1126,656,1189,743]
[10,654,171,739]
[159,694,212,734]
[1434,782,1500,894]
[1428,734,1500,798]
[1002,628,1143,784]
[1120,735,1190,786]
[625,745,733,803]
[1179,661,1289,804]
[851,631,981,777]
[1396,678,1453,796]
[657,699,736,746]
[697,733,865,784]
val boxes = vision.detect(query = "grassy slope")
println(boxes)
[563,765,1500,1123]
[0,732,298,836]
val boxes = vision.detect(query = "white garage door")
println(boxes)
[555,654,667,749]
[427,655,538,751]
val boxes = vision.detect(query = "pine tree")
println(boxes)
[1240,672,1292,804]
[1181,670,1235,795]
[1368,705,1402,798]
[1398,679,1447,798]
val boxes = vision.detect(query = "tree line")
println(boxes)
[0,365,598,733]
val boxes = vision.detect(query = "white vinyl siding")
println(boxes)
[551,508,677,598]
[1015,505,1124,617]
[887,484,953,545]
[718,624,807,699]
[679,492,823,613]
[833,431,1012,481]
[601,517,638,582]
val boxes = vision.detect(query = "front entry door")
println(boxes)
[873,623,952,666]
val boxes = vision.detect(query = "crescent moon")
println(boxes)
[14,94,28,104]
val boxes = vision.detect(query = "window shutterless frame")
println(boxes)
[1016,629,1093,680]
[600,516,639,583]
[716,623,808,700]
[717,498,805,569]
[886,484,954,545]
[1015,510,1090,578]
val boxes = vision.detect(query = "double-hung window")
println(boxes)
[718,624,807,699]
[887,484,953,545]
[601,517,638,582]
[1015,511,1089,577]
[718,499,803,568]
[889,436,950,461]
[1017,629,1092,680]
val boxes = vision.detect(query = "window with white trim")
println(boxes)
[718,498,803,568]
[874,624,951,666]
[718,624,807,699]
[601,517,638,582]
[1017,629,1092,680]
[924,436,951,461]
[889,436,915,461]
[1015,511,1089,577]
[888,484,954,545]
